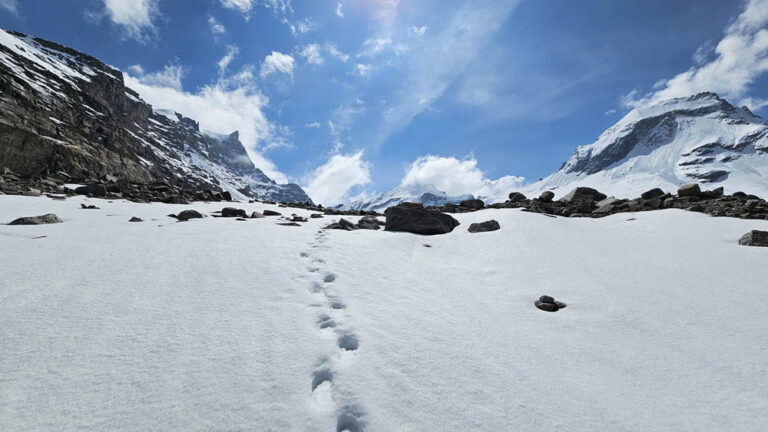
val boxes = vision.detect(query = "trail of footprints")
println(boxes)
[302,230,365,432]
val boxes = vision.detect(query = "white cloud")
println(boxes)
[299,44,323,65]
[411,25,428,37]
[260,51,295,78]
[124,64,290,183]
[220,0,292,19]
[622,0,768,109]
[127,64,183,90]
[304,151,372,205]
[401,155,524,197]
[305,122,322,128]
[298,43,349,65]
[354,63,372,76]
[288,17,314,36]
[218,45,239,76]
[335,1,344,18]
[209,16,226,35]
[326,44,349,62]
[360,37,408,57]
[99,0,160,43]
[0,0,20,17]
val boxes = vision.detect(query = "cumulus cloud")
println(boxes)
[124,62,290,183]
[354,63,372,76]
[287,17,313,36]
[260,51,295,78]
[209,16,226,35]
[96,0,160,43]
[304,151,372,205]
[623,0,768,109]
[401,155,524,197]
[0,0,20,17]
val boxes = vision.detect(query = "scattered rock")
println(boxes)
[641,188,665,200]
[384,205,460,235]
[310,213,324,219]
[236,218,248,221]
[129,217,143,222]
[74,184,107,197]
[80,204,99,209]
[357,215,382,230]
[250,211,265,218]
[739,230,768,247]
[561,187,607,203]
[539,191,555,202]
[290,215,308,222]
[8,213,63,225]
[326,218,358,231]
[460,199,485,210]
[263,210,281,216]
[508,192,527,203]
[534,295,567,312]
[468,219,500,233]
[176,210,203,221]
[277,222,301,227]
[678,183,702,197]
[221,207,248,218]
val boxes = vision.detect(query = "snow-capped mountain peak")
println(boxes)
[521,92,768,199]
[345,183,474,211]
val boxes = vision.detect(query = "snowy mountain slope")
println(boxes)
[345,183,473,211]
[1,194,767,431]
[516,93,768,200]
[0,29,310,203]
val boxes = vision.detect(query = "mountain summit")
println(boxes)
[523,92,768,198]
[0,29,310,203]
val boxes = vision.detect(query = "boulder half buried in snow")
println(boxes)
[384,205,460,235]
[739,230,768,247]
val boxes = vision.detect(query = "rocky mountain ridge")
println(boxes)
[0,29,311,203]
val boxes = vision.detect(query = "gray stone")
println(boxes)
[176,210,203,221]
[508,192,527,203]
[263,210,281,216]
[641,188,665,200]
[739,230,768,247]
[357,215,382,230]
[561,187,607,203]
[8,213,63,225]
[678,183,702,197]
[221,207,247,218]
[129,216,143,222]
[250,211,265,218]
[539,191,555,202]
[460,199,485,210]
[534,301,558,312]
[326,218,358,231]
[468,220,500,233]
[74,184,107,197]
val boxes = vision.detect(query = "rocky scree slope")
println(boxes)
[0,29,310,203]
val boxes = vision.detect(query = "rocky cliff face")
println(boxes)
[0,29,311,203]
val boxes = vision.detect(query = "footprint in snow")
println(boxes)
[336,405,365,432]
[337,333,359,351]
[324,274,337,283]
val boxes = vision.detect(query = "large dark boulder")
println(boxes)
[678,183,702,197]
[561,187,606,203]
[8,214,62,225]
[176,210,203,221]
[460,199,485,210]
[641,188,665,200]
[263,210,281,216]
[221,207,247,218]
[326,218,358,231]
[508,192,527,203]
[739,230,768,247]
[468,220,500,233]
[384,206,460,235]
[74,184,107,197]
[539,191,555,203]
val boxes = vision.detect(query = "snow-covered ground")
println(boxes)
[1,195,767,431]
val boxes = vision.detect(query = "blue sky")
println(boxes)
[2,0,767,204]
